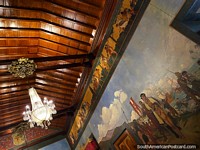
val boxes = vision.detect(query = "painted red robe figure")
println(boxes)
[130,97,142,117]
[85,139,99,150]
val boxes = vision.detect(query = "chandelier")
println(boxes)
[23,87,57,129]
[8,57,57,129]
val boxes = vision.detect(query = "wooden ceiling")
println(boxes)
[0,0,116,143]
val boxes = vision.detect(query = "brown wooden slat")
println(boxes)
[0,90,29,100]
[36,88,73,100]
[34,83,73,95]
[0,0,97,26]
[0,103,29,113]
[0,94,29,104]
[0,115,22,124]
[36,74,76,87]
[0,52,94,65]
[0,54,39,60]
[35,86,73,98]
[36,79,75,92]
[0,81,35,94]
[38,94,72,106]
[43,70,80,79]
[0,118,23,128]
[0,79,35,88]
[71,0,105,8]
[45,0,100,19]
[0,16,93,38]
[35,81,74,92]
[37,71,78,83]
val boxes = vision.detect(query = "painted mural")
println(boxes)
[76,0,200,149]
[68,0,147,147]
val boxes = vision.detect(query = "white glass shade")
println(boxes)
[23,87,57,129]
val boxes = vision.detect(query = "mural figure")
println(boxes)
[131,120,156,144]
[138,100,168,142]
[84,134,99,150]
[175,71,200,105]
[152,103,184,138]
[116,0,137,33]
[116,8,134,32]
[104,44,118,59]
[90,68,103,92]
[181,71,200,94]
[99,55,110,71]
[161,94,180,118]
[140,93,185,138]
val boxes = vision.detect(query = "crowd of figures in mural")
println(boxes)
[130,64,200,144]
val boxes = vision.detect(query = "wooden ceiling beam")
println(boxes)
[34,84,73,95]
[35,81,74,92]
[0,31,88,54]
[36,61,91,72]
[36,71,77,83]
[38,93,73,102]
[40,70,79,80]
[0,53,94,65]
[0,6,97,29]
[36,75,75,88]
[0,61,91,76]
[0,27,91,46]
[35,86,73,98]
[0,75,35,82]
[54,66,83,74]
[0,90,28,100]
[52,70,80,78]
[0,118,23,128]
[0,17,93,38]
[36,88,73,100]
[0,54,39,61]
[0,94,29,104]
[0,115,22,124]
[0,79,35,89]
[72,0,104,8]
[0,82,35,95]
[39,38,89,53]
[45,0,100,19]
[0,103,29,112]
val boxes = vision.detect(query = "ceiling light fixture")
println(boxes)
[23,87,57,129]
[8,57,57,129]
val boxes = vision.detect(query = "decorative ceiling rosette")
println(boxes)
[8,58,37,78]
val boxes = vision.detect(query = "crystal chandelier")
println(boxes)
[22,87,57,129]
